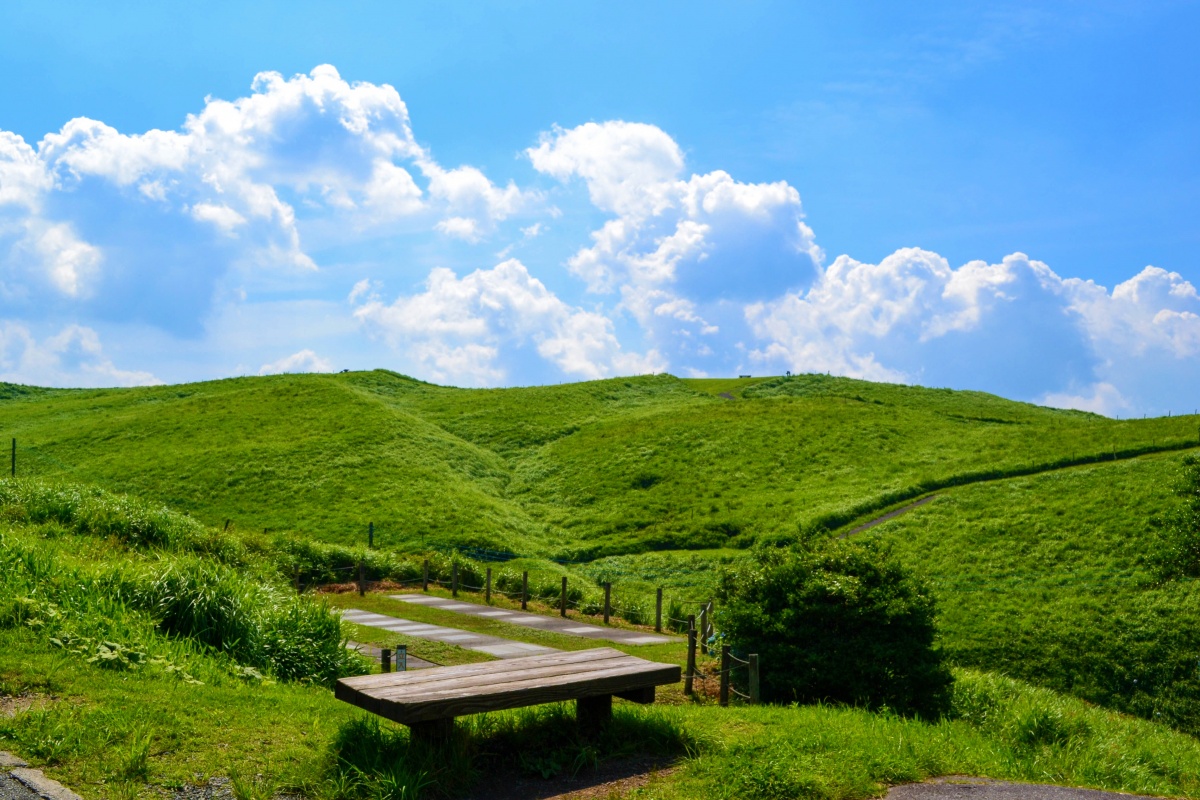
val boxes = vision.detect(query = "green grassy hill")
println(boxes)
[2,370,1195,560]
[860,451,1200,731]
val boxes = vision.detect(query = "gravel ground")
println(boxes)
[888,776,1165,800]
[0,775,39,800]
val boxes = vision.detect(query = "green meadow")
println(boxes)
[3,370,1200,798]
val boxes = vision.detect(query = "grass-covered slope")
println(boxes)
[5,478,1200,799]
[862,452,1200,732]
[2,370,1195,558]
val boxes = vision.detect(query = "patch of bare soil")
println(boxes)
[460,758,679,800]
[317,579,415,594]
[0,695,50,718]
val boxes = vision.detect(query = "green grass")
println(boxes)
[2,370,1195,559]
[860,451,1200,733]
[650,669,1200,800]
[6,371,1200,795]
[4,485,1200,799]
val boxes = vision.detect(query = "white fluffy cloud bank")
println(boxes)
[352,259,662,386]
[0,65,533,333]
[1,65,1196,415]
[745,251,1200,416]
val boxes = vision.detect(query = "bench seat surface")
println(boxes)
[335,647,681,724]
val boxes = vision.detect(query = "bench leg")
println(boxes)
[576,694,612,735]
[408,717,455,745]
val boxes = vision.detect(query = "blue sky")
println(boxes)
[1,1,1198,416]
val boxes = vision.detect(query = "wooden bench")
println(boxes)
[334,647,681,740]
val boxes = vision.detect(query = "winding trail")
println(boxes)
[842,494,939,537]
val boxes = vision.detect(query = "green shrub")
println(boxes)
[717,539,953,716]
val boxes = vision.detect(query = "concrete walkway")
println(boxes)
[389,594,676,646]
[340,609,559,659]
[887,776,1163,799]
[1,752,83,800]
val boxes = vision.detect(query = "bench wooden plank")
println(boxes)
[365,653,656,701]
[335,647,681,726]
[371,662,674,706]
[340,647,625,691]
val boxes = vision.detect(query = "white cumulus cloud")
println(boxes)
[258,349,335,375]
[0,65,537,333]
[353,259,662,386]
[746,249,1200,415]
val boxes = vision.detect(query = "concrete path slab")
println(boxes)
[341,610,558,659]
[388,594,677,645]
[887,776,1163,799]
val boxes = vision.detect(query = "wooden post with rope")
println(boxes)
[749,653,760,705]
[719,645,730,707]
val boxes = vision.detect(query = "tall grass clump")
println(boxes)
[0,492,364,685]
[115,558,364,684]
[0,478,243,561]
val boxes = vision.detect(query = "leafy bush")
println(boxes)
[717,539,953,716]
[1151,455,1200,580]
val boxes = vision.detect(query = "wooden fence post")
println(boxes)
[560,576,568,617]
[422,559,429,592]
[452,563,459,597]
[486,567,492,605]
[380,648,391,674]
[685,614,696,696]
[655,587,663,633]
[603,582,611,625]
[358,561,365,597]
[699,605,708,655]
[521,571,528,611]
[719,645,730,707]
[749,653,760,705]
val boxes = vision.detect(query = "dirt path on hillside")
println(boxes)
[841,444,1200,538]
[842,494,939,537]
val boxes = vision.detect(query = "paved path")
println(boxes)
[340,609,559,659]
[390,594,676,646]
[887,777,1163,800]
[1,753,83,800]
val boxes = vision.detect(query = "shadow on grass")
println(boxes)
[322,703,703,799]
